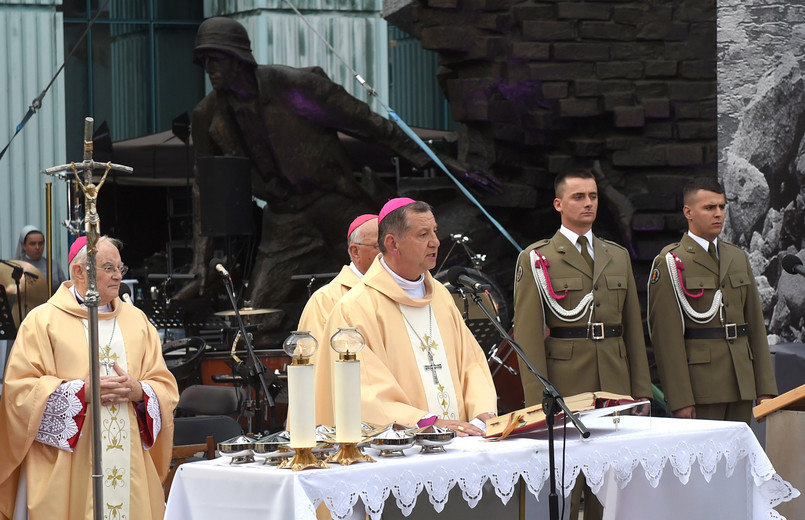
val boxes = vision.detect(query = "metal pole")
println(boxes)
[45,182,53,295]
[81,117,105,520]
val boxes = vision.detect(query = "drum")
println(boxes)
[162,336,206,385]
[0,260,47,327]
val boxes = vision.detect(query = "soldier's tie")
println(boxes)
[708,241,719,265]
[578,235,594,271]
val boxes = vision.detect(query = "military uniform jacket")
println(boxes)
[513,231,652,406]
[647,233,777,412]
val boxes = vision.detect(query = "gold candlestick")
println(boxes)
[281,331,327,471]
[326,328,375,465]
[278,447,326,471]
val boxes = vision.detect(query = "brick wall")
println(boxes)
[388,0,718,269]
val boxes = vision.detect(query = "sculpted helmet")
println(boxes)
[193,17,257,67]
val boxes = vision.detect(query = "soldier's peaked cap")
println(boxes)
[193,17,257,67]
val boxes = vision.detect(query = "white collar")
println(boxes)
[560,225,594,253]
[348,261,364,279]
[687,231,718,254]
[70,285,112,313]
[380,257,425,299]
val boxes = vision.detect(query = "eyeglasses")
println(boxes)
[99,263,129,276]
[355,242,379,249]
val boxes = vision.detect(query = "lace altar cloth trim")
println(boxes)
[35,379,85,451]
[190,416,799,520]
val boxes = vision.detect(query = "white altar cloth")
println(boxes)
[164,416,799,520]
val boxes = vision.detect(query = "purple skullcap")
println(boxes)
[68,236,87,264]
[378,197,416,224]
[347,214,378,240]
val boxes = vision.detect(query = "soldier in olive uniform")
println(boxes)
[647,177,777,423]
[513,168,652,520]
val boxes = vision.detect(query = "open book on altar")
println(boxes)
[484,391,647,440]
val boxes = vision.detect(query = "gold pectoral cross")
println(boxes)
[100,345,118,375]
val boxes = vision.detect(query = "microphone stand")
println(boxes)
[218,270,276,433]
[460,287,589,520]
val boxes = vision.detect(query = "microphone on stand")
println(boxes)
[447,266,491,292]
[782,255,805,277]
[210,257,230,279]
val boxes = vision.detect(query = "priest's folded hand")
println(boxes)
[99,362,144,405]
[435,419,483,437]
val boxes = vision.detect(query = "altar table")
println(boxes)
[164,416,799,520]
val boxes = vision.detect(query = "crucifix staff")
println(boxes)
[42,117,132,520]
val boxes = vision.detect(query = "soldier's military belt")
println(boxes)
[684,324,748,340]
[549,324,622,340]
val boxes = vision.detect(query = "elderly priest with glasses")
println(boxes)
[0,235,178,520]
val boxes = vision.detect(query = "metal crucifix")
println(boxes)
[43,117,132,520]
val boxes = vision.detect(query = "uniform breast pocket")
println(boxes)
[728,272,751,299]
[684,277,717,291]
[552,277,584,292]
[606,275,627,308]
[685,276,718,314]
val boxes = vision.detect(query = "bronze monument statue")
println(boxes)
[181,17,442,316]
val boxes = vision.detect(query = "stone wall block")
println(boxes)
[596,61,643,79]
[558,97,603,117]
[569,138,606,156]
[556,2,610,20]
[512,4,556,23]
[642,97,670,118]
[522,21,576,41]
[603,91,636,110]
[579,21,638,41]
[644,121,673,139]
[668,81,716,100]
[541,82,569,99]
[511,41,551,61]
[612,146,666,166]
[665,144,703,165]
[676,120,717,140]
[723,152,770,239]
[644,60,678,77]
[420,26,476,51]
[613,105,645,127]
[553,42,611,61]
[529,62,595,81]
[679,59,716,79]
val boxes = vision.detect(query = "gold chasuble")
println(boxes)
[299,266,361,427]
[0,282,178,520]
[321,257,496,426]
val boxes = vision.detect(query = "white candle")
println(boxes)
[287,363,316,448]
[334,359,362,443]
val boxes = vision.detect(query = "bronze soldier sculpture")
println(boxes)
[182,17,435,313]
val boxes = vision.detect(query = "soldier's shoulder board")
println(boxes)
[528,238,551,251]
[599,238,627,252]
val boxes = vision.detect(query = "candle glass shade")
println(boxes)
[283,331,318,449]
[283,330,318,364]
[330,327,365,443]
[329,327,365,360]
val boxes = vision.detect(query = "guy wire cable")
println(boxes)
[278,0,522,251]
[0,0,113,162]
